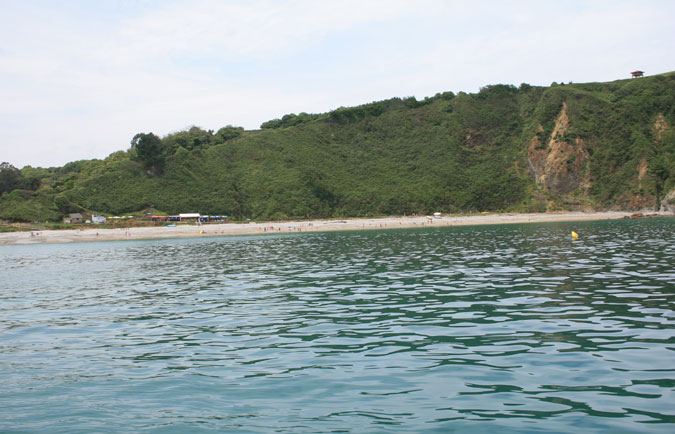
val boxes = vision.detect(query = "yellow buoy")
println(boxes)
[571,231,579,239]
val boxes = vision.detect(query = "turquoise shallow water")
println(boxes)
[1,219,674,433]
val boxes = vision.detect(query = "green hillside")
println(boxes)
[2,73,675,223]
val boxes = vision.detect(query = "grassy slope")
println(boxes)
[2,73,674,222]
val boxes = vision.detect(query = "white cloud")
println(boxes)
[116,0,417,60]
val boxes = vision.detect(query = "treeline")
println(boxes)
[260,92,457,129]
[130,125,245,175]
[1,72,674,223]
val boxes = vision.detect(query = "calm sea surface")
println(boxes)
[1,219,674,433]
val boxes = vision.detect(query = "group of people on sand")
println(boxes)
[30,232,41,237]
[262,226,283,232]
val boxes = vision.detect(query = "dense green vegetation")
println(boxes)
[2,73,674,222]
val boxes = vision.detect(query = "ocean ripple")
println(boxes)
[1,219,674,432]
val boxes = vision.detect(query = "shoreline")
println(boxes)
[1,211,671,247]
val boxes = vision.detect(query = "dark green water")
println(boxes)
[1,219,674,433]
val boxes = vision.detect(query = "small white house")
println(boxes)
[92,215,107,224]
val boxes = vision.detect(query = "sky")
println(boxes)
[1,0,674,168]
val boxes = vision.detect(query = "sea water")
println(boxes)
[1,219,674,433]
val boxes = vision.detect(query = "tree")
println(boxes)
[0,162,27,194]
[20,165,48,191]
[163,126,214,152]
[215,125,244,142]
[130,133,166,175]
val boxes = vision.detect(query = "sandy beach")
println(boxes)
[1,211,671,246]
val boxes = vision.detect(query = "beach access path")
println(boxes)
[1,211,671,246]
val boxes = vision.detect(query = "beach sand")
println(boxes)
[1,211,671,246]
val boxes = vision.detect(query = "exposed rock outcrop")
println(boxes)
[637,159,648,189]
[527,102,590,197]
[660,189,675,214]
[654,113,669,141]
[613,191,658,211]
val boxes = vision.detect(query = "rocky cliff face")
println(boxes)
[527,102,591,206]
[527,102,674,212]
[654,113,668,141]
[612,159,658,211]
[660,189,675,213]
[613,113,671,211]
[654,113,675,213]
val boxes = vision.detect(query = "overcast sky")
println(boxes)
[2,0,673,168]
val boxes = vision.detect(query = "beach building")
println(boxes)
[151,214,228,223]
[92,215,107,224]
[209,215,228,223]
[179,213,201,222]
[63,213,83,224]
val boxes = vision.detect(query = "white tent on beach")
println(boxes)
[179,213,201,222]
